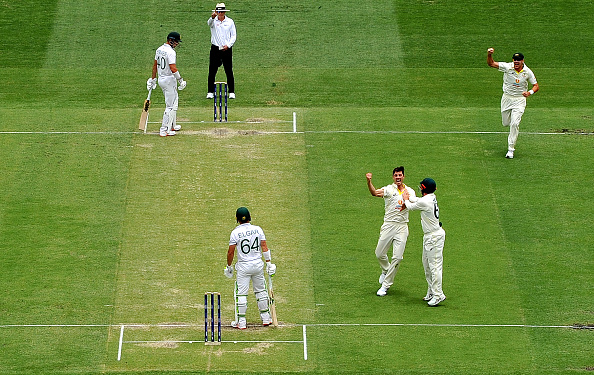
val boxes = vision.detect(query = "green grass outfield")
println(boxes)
[0,0,593,374]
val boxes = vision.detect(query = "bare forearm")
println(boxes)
[487,48,499,68]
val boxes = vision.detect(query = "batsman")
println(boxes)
[224,207,276,329]
[147,32,186,137]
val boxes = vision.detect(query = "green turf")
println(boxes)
[0,0,593,374]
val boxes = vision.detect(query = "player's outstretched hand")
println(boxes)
[224,265,234,279]
[266,263,276,276]
[366,172,372,180]
[487,47,494,54]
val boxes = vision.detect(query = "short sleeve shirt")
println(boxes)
[405,193,441,234]
[382,184,417,223]
[155,43,177,78]
[229,223,266,263]
[498,62,537,97]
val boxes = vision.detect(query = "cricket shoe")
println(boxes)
[231,318,247,330]
[505,150,514,159]
[379,272,386,284]
[229,93,235,99]
[427,295,446,307]
[261,313,272,326]
[206,92,214,99]
[376,286,388,297]
[423,292,433,301]
[160,130,176,137]
[173,124,182,131]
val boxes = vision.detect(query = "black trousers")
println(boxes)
[208,44,235,93]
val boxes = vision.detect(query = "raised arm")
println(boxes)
[487,48,499,69]
[366,173,384,197]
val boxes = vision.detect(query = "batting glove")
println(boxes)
[224,265,234,279]
[178,78,186,91]
[266,263,276,276]
[146,78,157,90]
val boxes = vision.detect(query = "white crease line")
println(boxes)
[303,325,308,360]
[123,340,303,344]
[1,130,591,135]
[117,325,124,361]
[1,323,591,329]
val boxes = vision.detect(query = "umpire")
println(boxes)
[206,3,236,99]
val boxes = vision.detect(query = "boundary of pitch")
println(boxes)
[3,322,591,363]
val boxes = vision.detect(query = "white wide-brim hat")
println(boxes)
[213,2,229,11]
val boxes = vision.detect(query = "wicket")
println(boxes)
[204,292,221,345]
[213,82,228,122]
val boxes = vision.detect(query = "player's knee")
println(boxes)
[255,291,269,312]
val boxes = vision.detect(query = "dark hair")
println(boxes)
[392,166,405,175]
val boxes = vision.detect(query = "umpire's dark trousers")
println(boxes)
[208,44,235,93]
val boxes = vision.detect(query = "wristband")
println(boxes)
[173,71,181,80]
[263,250,271,261]
[528,89,534,95]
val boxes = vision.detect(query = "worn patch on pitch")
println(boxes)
[182,128,264,138]
[242,342,273,354]
[136,341,179,349]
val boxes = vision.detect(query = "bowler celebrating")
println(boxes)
[366,167,417,297]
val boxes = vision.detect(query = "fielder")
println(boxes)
[366,167,416,297]
[402,178,446,306]
[224,207,276,329]
[487,48,539,159]
[147,32,187,137]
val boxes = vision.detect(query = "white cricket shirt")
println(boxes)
[229,223,266,263]
[155,43,177,78]
[405,193,441,234]
[382,184,417,223]
[498,62,537,97]
[208,16,236,48]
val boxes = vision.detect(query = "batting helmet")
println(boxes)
[420,178,437,194]
[236,207,251,223]
[167,32,182,43]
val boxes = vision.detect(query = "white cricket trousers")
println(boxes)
[158,75,178,133]
[501,94,527,152]
[422,228,446,299]
[235,260,266,295]
[375,222,409,288]
[235,260,268,320]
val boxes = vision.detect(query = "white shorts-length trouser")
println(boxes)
[501,94,527,152]
[158,75,178,133]
[375,221,409,288]
[422,228,446,299]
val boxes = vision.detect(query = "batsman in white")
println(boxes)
[224,207,276,329]
[366,167,417,297]
[147,32,187,137]
[402,178,446,307]
[487,48,539,159]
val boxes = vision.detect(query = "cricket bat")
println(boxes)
[138,89,152,132]
[268,274,279,327]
